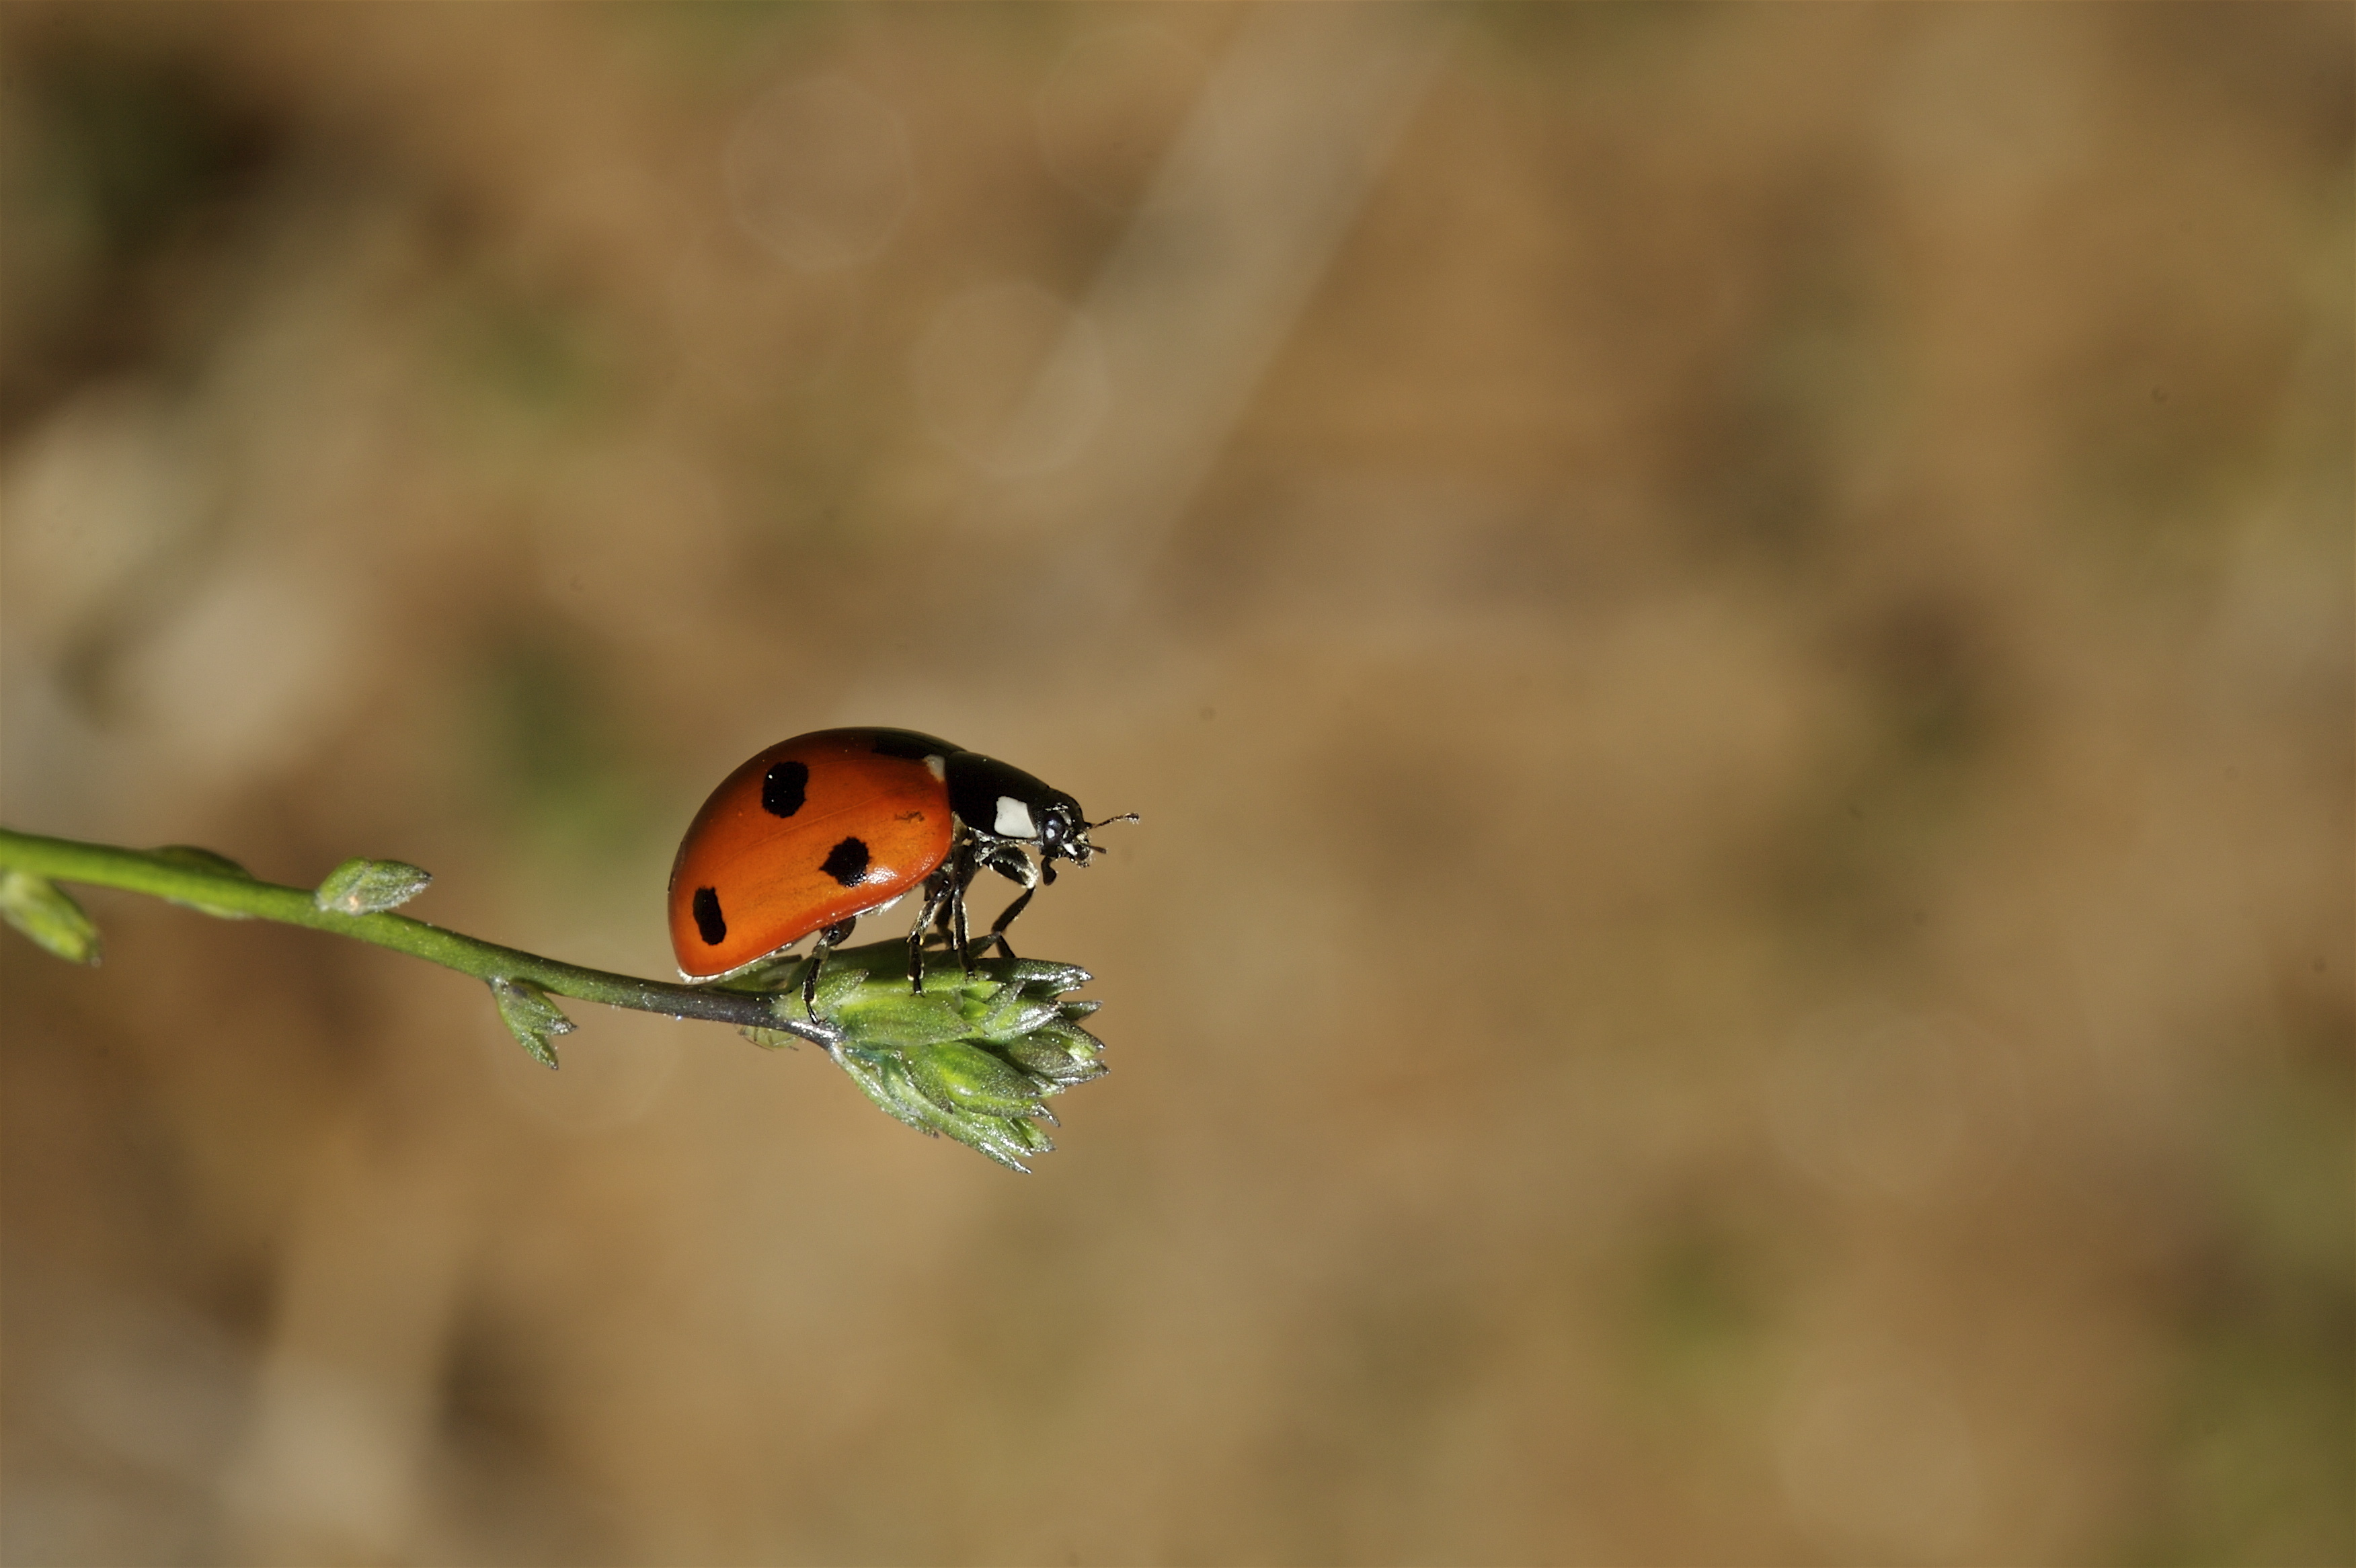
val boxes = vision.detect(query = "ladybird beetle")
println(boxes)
[668,727,1134,1015]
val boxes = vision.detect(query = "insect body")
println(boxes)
[667,728,1132,1014]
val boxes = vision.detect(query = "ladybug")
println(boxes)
[668,728,1133,1015]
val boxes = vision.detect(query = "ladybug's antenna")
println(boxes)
[1087,812,1140,832]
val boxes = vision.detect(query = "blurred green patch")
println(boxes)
[2132,1050,2356,1565]
[591,0,846,78]
[467,634,657,873]
[1467,1,1713,82]
[1612,1200,1778,1411]
[436,284,624,446]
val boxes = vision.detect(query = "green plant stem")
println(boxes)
[0,827,834,1046]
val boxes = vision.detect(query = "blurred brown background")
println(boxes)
[2,5,2349,1563]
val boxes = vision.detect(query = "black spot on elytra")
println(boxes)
[692,886,726,946]
[762,760,808,817]
[820,836,870,886]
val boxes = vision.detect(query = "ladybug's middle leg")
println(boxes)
[950,873,972,976]
[935,834,982,980]
[906,871,956,994]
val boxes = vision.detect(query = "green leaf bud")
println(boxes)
[489,976,574,1069]
[0,869,101,965]
[149,845,251,875]
[147,845,257,918]
[313,857,434,915]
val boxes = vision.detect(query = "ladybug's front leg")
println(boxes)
[978,844,1040,960]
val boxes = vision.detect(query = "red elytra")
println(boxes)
[667,729,954,982]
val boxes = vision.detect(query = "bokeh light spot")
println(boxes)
[723,77,913,270]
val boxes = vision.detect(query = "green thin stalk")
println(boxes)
[0,827,834,1046]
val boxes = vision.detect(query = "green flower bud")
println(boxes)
[732,939,1111,1171]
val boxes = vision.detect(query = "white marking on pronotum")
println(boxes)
[924,754,946,780]
[994,795,1037,837]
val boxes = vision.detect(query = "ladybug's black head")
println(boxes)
[1044,803,1142,876]
[1032,794,1085,859]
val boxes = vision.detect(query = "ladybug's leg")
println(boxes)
[907,871,957,993]
[802,918,857,1019]
[980,846,1040,959]
[936,839,975,952]
[951,874,972,976]
[906,885,934,992]
[933,834,982,979]
[985,886,1034,957]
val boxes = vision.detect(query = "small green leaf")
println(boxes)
[489,976,574,1069]
[149,845,251,877]
[314,857,432,915]
[0,869,100,965]
[840,985,982,1048]
[828,1044,954,1136]
[149,844,257,918]
[967,990,1062,1044]
[1004,958,1091,992]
